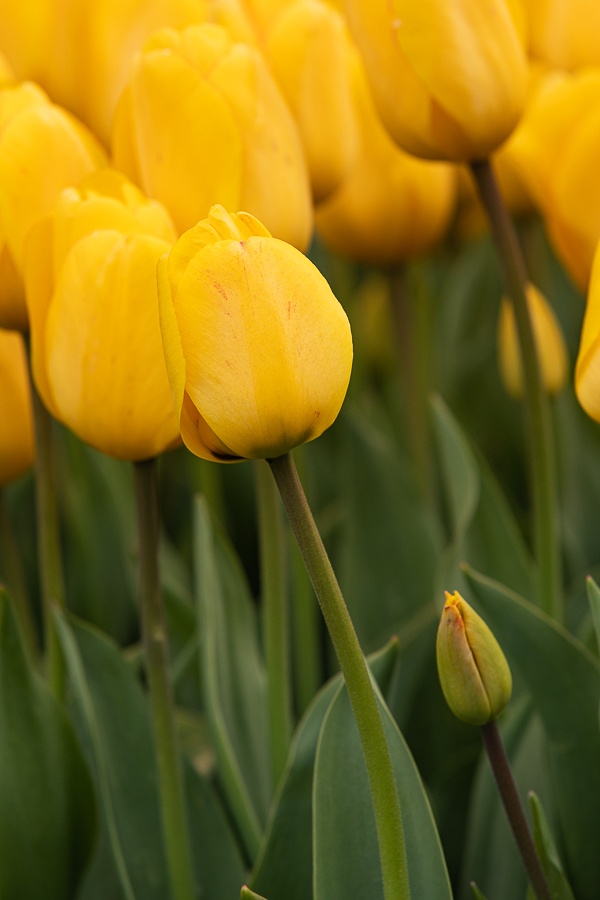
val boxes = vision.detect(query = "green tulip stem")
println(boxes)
[470,159,562,622]
[134,458,195,900]
[31,383,65,695]
[268,451,410,900]
[255,459,293,788]
[480,721,552,900]
[0,488,38,662]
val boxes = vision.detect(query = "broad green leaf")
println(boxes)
[56,611,244,900]
[431,395,534,601]
[528,792,575,900]
[333,409,441,651]
[241,887,269,900]
[313,680,452,900]
[465,567,600,900]
[251,640,399,900]
[0,593,95,900]
[460,698,552,900]
[194,496,270,859]
[586,576,600,657]
[470,885,488,900]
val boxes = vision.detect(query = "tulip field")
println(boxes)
[1,2,600,899]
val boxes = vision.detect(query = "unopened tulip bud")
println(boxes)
[0,328,34,485]
[436,590,512,726]
[158,204,353,462]
[498,283,568,399]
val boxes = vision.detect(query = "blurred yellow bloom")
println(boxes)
[24,169,180,461]
[340,0,528,162]
[0,82,106,330]
[525,0,600,70]
[498,283,568,399]
[315,49,455,264]
[112,23,312,249]
[158,205,353,462]
[576,241,600,423]
[263,0,360,202]
[0,328,34,486]
[436,590,512,726]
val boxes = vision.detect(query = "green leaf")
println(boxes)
[241,887,269,900]
[431,394,480,545]
[333,409,441,650]
[55,611,245,900]
[464,567,600,900]
[586,576,600,657]
[193,495,270,860]
[529,792,575,900]
[469,884,488,900]
[313,680,452,899]
[251,640,399,900]
[0,592,95,900]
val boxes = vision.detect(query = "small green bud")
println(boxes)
[436,590,512,726]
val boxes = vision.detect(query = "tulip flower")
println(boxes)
[112,23,312,249]
[498,283,568,399]
[262,0,360,202]
[24,169,180,460]
[436,590,512,726]
[0,328,34,485]
[576,239,600,423]
[315,48,455,264]
[525,0,600,70]
[340,0,528,162]
[158,205,353,462]
[0,82,106,330]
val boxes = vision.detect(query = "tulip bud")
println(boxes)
[315,47,455,264]
[340,0,528,162]
[436,590,512,726]
[158,204,353,462]
[24,169,180,461]
[0,328,34,486]
[498,283,568,399]
[112,23,313,249]
[576,238,600,423]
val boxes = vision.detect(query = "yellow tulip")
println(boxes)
[436,590,512,726]
[0,328,34,486]
[340,0,528,162]
[513,68,600,290]
[263,0,360,202]
[525,0,600,70]
[158,205,353,462]
[315,49,455,263]
[0,82,106,330]
[576,240,600,423]
[112,23,312,249]
[498,283,568,399]
[24,169,180,461]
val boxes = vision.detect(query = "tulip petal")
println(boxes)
[0,328,34,485]
[45,230,179,460]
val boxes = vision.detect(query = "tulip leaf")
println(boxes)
[464,566,600,900]
[528,792,575,900]
[333,408,441,650]
[460,698,553,900]
[0,592,95,900]
[250,638,398,900]
[431,395,534,600]
[469,885,488,900]
[313,679,452,900]
[586,576,600,655]
[193,495,270,859]
[241,887,269,900]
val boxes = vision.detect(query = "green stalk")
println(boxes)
[31,383,66,694]
[268,452,410,900]
[470,159,562,621]
[134,458,195,900]
[480,721,552,900]
[255,459,293,788]
[0,488,38,662]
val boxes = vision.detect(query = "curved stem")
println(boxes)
[134,458,195,900]
[268,452,410,900]
[470,159,562,622]
[255,459,293,788]
[31,384,65,694]
[480,721,552,900]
